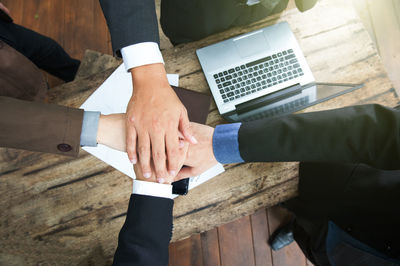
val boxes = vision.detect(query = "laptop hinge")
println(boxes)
[235,83,302,115]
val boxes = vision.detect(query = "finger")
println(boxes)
[179,109,197,144]
[176,167,196,180]
[178,130,185,139]
[166,128,182,177]
[179,139,185,148]
[167,139,188,185]
[126,116,137,164]
[166,138,188,185]
[150,130,168,181]
[147,160,158,183]
[133,161,157,183]
[138,132,152,178]
[178,133,189,149]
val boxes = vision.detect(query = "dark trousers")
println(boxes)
[0,21,80,82]
[160,0,289,44]
[283,162,400,265]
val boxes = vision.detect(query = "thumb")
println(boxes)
[179,111,197,144]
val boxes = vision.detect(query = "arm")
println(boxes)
[0,96,83,156]
[112,145,189,265]
[112,193,173,266]
[235,104,400,169]
[177,104,400,180]
[99,0,159,54]
[99,0,196,183]
[0,96,126,155]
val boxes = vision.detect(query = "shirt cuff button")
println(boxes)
[57,143,72,152]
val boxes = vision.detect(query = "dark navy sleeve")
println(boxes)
[112,194,173,266]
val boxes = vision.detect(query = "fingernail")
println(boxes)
[179,140,185,148]
[169,170,176,176]
[130,158,137,164]
[191,136,198,144]
[143,172,151,178]
[158,178,165,183]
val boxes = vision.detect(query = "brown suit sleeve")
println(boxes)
[0,96,84,156]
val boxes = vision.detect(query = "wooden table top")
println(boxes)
[0,0,398,264]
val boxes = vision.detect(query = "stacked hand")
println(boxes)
[134,122,217,183]
[133,122,217,183]
[176,122,217,180]
[126,63,197,182]
[97,114,218,184]
[97,62,218,184]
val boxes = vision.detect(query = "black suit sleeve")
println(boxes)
[99,0,160,56]
[238,104,400,170]
[112,194,173,266]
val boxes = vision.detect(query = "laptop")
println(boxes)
[197,22,362,122]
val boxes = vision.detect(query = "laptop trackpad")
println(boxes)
[233,31,270,58]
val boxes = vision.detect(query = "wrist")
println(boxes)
[209,128,218,164]
[130,63,169,90]
[96,114,106,144]
[96,114,126,151]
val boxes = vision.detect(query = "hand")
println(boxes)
[126,63,197,182]
[176,122,218,180]
[0,2,11,17]
[134,139,189,184]
[97,113,127,151]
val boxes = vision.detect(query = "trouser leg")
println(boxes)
[0,21,80,82]
[160,0,289,44]
[282,200,330,265]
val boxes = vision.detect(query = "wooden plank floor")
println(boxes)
[168,206,311,266]
[3,0,398,265]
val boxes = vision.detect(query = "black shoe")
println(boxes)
[268,221,294,251]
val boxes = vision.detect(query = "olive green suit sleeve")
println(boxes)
[294,0,318,12]
[0,96,84,156]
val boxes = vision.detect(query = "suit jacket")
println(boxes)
[0,96,83,156]
[238,104,400,265]
[99,0,160,55]
[0,40,83,156]
[111,104,399,265]
[0,40,47,101]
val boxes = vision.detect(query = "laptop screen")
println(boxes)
[224,82,364,122]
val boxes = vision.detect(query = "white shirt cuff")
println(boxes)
[132,180,173,199]
[121,42,164,72]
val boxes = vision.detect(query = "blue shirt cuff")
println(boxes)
[212,123,244,164]
[80,111,101,147]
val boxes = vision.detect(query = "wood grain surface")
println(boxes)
[0,0,398,264]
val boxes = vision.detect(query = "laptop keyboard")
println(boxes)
[242,95,309,122]
[213,49,304,103]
